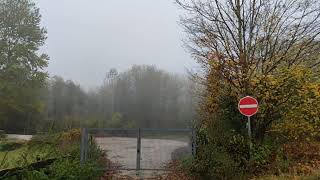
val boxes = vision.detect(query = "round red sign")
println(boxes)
[238,96,258,117]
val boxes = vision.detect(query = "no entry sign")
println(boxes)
[238,96,258,159]
[238,96,258,117]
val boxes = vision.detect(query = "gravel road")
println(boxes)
[95,137,189,171]
[6,134,33,141]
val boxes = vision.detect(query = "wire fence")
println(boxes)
[80,128,195,171]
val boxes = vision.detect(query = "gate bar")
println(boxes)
[87,128,192,134]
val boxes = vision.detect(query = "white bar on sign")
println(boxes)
[239,104,258,108]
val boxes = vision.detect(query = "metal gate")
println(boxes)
[80,128,196,171]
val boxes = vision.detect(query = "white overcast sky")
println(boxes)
[35,0,196,89]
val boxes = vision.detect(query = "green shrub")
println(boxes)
[226,134,249,164]
[0,142,23,152]
[188,127,249,179]
[0,130,6,139]
[179,155,194,171]
[252,144,273,166]
[22,169,50,180]
[5,159,103,180]
[185,106,251,179]
[1,129,104,180]
[47,158,102,180]
[191,144,246,180]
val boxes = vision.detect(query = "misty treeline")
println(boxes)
[3,65,198,134]
[45,65,198,132]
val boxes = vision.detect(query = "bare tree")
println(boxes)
[177,0,320,95]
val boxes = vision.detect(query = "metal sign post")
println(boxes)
[247,116,252,151]
[238,96,258,159]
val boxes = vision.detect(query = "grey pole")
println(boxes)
[248,116,252,159]
[191,129,196,156]
[136,128,141,175]
[80,128,86,164]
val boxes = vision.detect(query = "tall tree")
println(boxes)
[177,0,320,94]
[0,0,48,133]
[45,76,88,131]
[177,0,320,141]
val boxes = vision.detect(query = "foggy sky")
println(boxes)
[35,0,195,89]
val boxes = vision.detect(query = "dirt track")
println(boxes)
[95,137,189,175]
[6,134,32,141]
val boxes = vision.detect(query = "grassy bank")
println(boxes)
[0,142,58,170]
[0,129,105,179]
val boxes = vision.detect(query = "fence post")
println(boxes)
[136,128,141,174]
[84,130,89,161]
[80,128,86,164]
[191,129,196,156]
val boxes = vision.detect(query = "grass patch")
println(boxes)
[0,129,105,180]
[0,143,59,169]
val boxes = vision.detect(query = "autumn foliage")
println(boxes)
[177,0,320,178]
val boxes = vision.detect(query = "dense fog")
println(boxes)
[2,65,198,134]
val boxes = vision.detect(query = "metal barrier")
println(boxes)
[80,128,196,171]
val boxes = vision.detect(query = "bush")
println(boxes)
[254,66,320,143]
[0,130,6,139]
[21,169,50,180]
[188,126,249,179]
[106,112,137,128]
[282,142,320,164]
[8,159,103,180]
[0,142,23,152]
[1,129,104,180]
[186,66,320,179]
[251,144,273,166]
[47,158,102,180]
[192,145,246,180]
[179,155,194,172]
[226,133,249,164]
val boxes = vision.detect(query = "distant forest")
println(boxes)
[2,65,198,134]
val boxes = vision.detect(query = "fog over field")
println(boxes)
[1,0,320,179]
[35,0,196,89]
